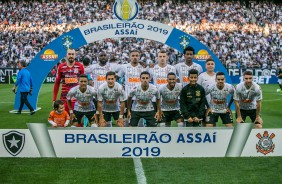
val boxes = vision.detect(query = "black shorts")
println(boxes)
[209,112,233,124]
[103,111,120,122]
[237,109,257,123]
[161,110,183,123]
[130,111,156,127]
[73,110,95,124]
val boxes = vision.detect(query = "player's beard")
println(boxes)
[68,58,74,63]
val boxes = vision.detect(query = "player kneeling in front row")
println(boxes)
[234,71,263,128]
[127,71,162,127]
[48,100,70,127]
[205,72,235,127]
[159,72,184,127]
[180,69,206,127]
[97,71,127,127]
[67,74,98,127]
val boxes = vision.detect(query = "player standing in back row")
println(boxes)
[175,46,203,87]
[234,71,263,128]
[53,49,84,113]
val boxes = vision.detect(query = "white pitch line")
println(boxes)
[263,98,282,102]
[133,158,147,184]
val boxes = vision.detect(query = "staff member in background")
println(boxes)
[12,61,35,115]
[180,69,206,127]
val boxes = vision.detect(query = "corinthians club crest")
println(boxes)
[256,131,275,155]
[3,131,25,156]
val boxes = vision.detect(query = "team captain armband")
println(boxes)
[65,78,78,84]
[128,77,140,83]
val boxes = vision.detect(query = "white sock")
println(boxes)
[159,122,166,127]
[107,121,112,127]
[177,122,184,127]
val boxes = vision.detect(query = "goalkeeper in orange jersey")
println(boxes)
[48,100,70,127]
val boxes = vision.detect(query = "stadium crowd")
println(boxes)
[0,0,281,69]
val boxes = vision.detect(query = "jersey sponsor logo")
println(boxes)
[213,99,226,104]
[196,90,201,97]
[113,0,139,21]
[183,76,189,83]
[157,78,167,84]
[241,99,252,103]
[3,131,25,156]
[256,131,275,155]
[65,77,78,84]
[40,49,58,61]
[128,77,140,83]
[97,75,106,81]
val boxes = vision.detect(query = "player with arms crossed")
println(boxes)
[66,74,98,127]
[205,72,235,127]
[127,71,162,127]
[175,46,203,87]
[159,72,184,127]
[48,100,70,128]
[53,49,84,113]
[234,71,263,128]
[97,71,127,127]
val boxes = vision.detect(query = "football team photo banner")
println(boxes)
[0,123,280,158]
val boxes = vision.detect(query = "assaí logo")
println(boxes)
[113,0,139,21]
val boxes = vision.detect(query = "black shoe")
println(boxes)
[30,111,36,115]
[15,112,21,114]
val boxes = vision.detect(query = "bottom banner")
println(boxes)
[0,123,280,157]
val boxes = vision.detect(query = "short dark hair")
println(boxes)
[18,60,27,67]
[158,50,167,54]
[167,72,176,78]
[53,100,64,110]
[83,57,91,66]
[243,71,253,76]
[206,58,214,63]
[216,71,225,78]
[79,74,88,80]
[183,46,195,55]
[140,71,151,78]
[106,71,116,79]
[130,49,140,54]
[188,69,198,76]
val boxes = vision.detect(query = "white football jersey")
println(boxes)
[97,82,127,112]
[129,84,160,112]
[159,83,182,111]
[150,64,176,89]
[90,63,112,89]
[206,83,235,113]
[198,72,216,107]
[67,85,97,112]
[175,62,203,87]
[118,63,147,96]
[233,82,262,110]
